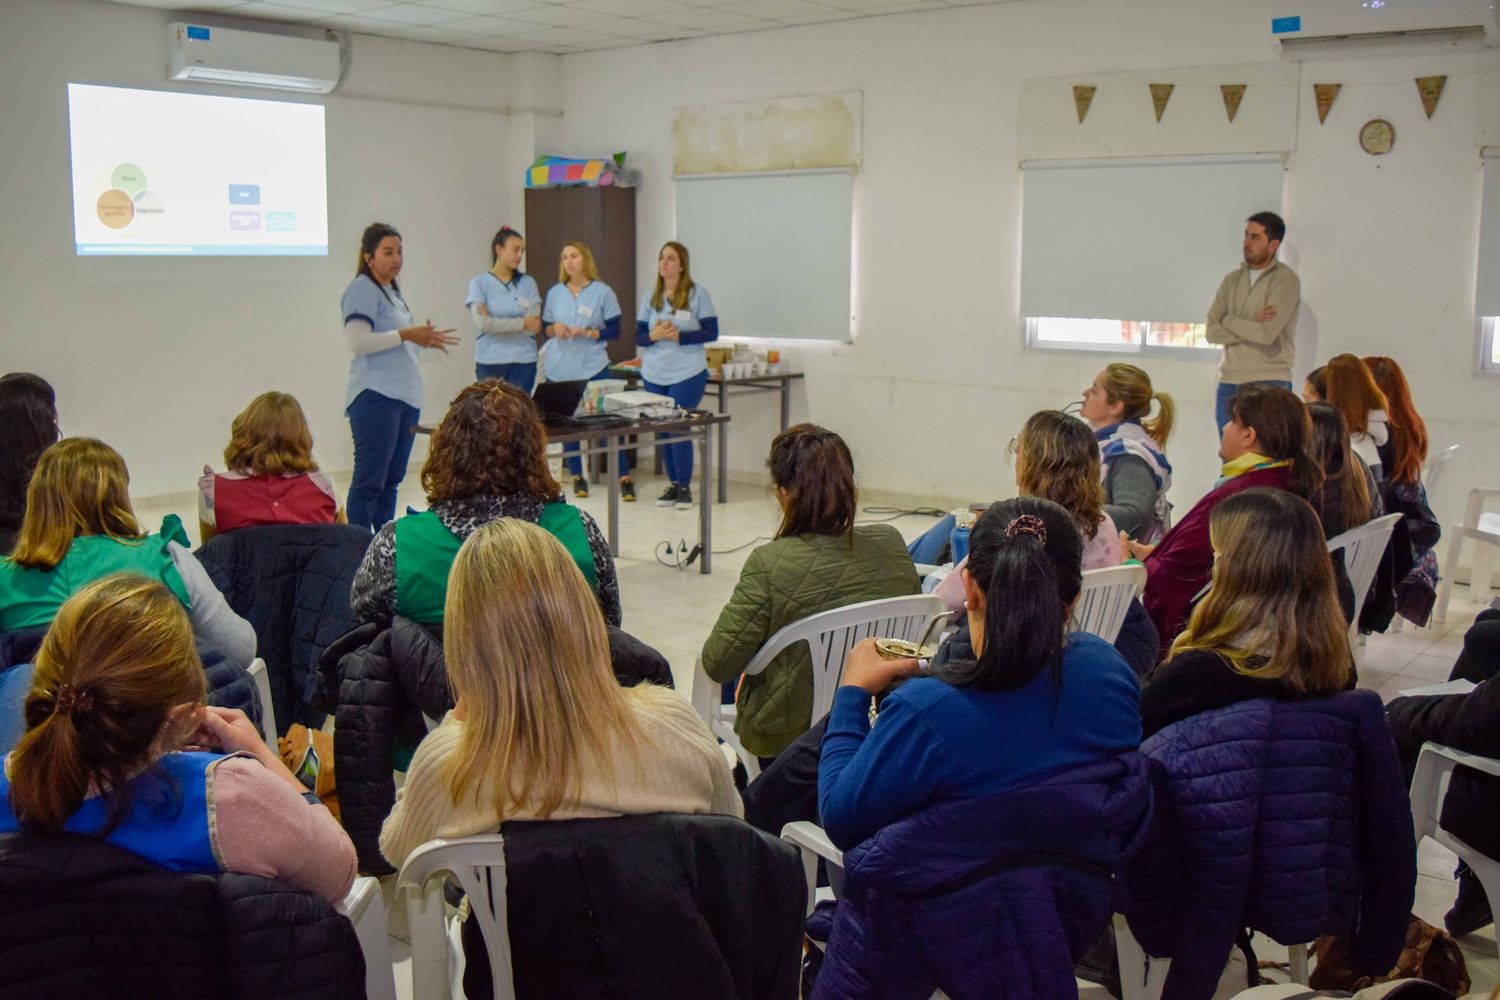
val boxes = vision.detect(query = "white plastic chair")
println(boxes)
[398,835,512,1000]
[337,875,398,1000]
[246,657,276,745]
[1436,487,1500,623]
[692,594,951,780]
[1408,741,1500,948]
[1071,565,1146,643]
[1422,443,1460,500]
[1325,513,1402,643]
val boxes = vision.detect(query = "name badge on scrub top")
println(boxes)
[517,296,534,309]
[576,304,594,319]
[673,309,693,324]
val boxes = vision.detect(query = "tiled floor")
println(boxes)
[140,470,1499,999]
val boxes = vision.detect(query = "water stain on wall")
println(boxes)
[673,93,860,174]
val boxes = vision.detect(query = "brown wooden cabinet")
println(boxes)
[524,186,637,365]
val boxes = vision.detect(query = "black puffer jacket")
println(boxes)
[319,617,675,874]
[0,831,364,1000]
[197,524,371,733]
[464,813,805,1000]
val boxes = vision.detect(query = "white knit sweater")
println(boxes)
[379,686,743,867]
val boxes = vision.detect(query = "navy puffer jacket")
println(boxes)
[813,753,1153,1000]
[1123,692,1415,1000]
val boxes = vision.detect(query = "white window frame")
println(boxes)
[1023,317,1219,362]
[1479,316,1500,376]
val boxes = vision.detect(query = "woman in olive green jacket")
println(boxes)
[701,425,920,760]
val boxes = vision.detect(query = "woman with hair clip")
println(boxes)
[1140,488,1355,738]
[197,391,341,544]
[0,373,59,556]
[1080,363,1175,541]
[341,223,459,532]
[540,241,628,500]
[379,519,739,866]
[350,379,620,628]
[701,424,919,763]
[1127,383,1322,649]
[466,226,542,390]
[1304,355,1390,479]
[637,242,719,510]
[818,496,1141,850]
[0,438,255,669]
[933,409,1121,613]
[0,574,355,902]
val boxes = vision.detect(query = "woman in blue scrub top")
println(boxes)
[466,226,542,390]
[340,223,458,531]
[637,241,718,510]
[541,241,632,501]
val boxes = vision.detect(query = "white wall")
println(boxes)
[0,0,515,497]
[551,0,1500,529]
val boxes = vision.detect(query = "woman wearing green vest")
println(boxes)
[350,380,619,627]
[0,438,256,668]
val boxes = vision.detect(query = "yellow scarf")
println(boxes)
[1218,452,1291,482]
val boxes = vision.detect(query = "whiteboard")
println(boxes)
[1020,156,1284,323]
[673,171,853,341]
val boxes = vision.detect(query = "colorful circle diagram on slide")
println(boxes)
[95,163,163,230]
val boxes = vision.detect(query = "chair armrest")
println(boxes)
[1418,741,1500,778]
[1462,488,1500,526]
[337,874,380,919]
[1410,742,1500,845]
[690,654,718,729]
[338,875,397,1000]
[782,821,844,917]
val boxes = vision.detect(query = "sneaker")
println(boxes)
[572,475,589,498]
[655,484,679,507]
[674,484,693,510]
[620,478,636,502]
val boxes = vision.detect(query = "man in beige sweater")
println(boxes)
[1206,211,1300,431]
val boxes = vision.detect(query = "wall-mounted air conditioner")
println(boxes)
[1271,0,1498,47]
[166,23,341,93]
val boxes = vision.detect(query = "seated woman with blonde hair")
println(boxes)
[1140,487,1355,738]
[0,438,254,668]
[198,391,342,544]
[379,519,739,866]
[0,574,355,902]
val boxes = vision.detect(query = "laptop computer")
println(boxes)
[532,379,590,430]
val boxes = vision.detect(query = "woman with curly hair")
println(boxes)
[934,410,1121,613]
[349,379,619,626]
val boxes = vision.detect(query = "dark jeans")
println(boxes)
[475,361,536,393]
[346,389,419,531]
[642,370,710,485]
[1216,379,1292,432]
[564,366,630,479]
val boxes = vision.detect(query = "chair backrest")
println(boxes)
[1070,565,1146,643]
[247,657,276,745]
[1421,443,1459,497]
[739,594,951,725]
[400,835,515,1000]
[1326,513,1403,633]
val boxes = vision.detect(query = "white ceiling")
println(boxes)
[101,0,1014,55]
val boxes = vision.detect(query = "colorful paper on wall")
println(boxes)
[1073,85,1096,124]
[1149,83,1174,122]
[1415,75,1446,119]
[1314,83,1341,124]
[1221,84,1246,122]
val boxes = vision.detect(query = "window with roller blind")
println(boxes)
[1020,155,1286,355]
[1477,152,1500,373]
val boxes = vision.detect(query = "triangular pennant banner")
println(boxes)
[1073,85,1096,124]
[1415,75,1447,119]
[1149,83,1174,122]
[1221,84,1246,123]
[1314,83,1341,124]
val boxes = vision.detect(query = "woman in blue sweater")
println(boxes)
[818,496,1142,850]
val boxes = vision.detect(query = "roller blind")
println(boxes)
[673,171,853,341]
[1021,156,1285,323]
[1477,153,1500,317]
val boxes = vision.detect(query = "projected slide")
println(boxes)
[68,84,327,256]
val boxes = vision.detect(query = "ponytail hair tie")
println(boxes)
[53,683,94,718]
[1004,514,1047,544]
